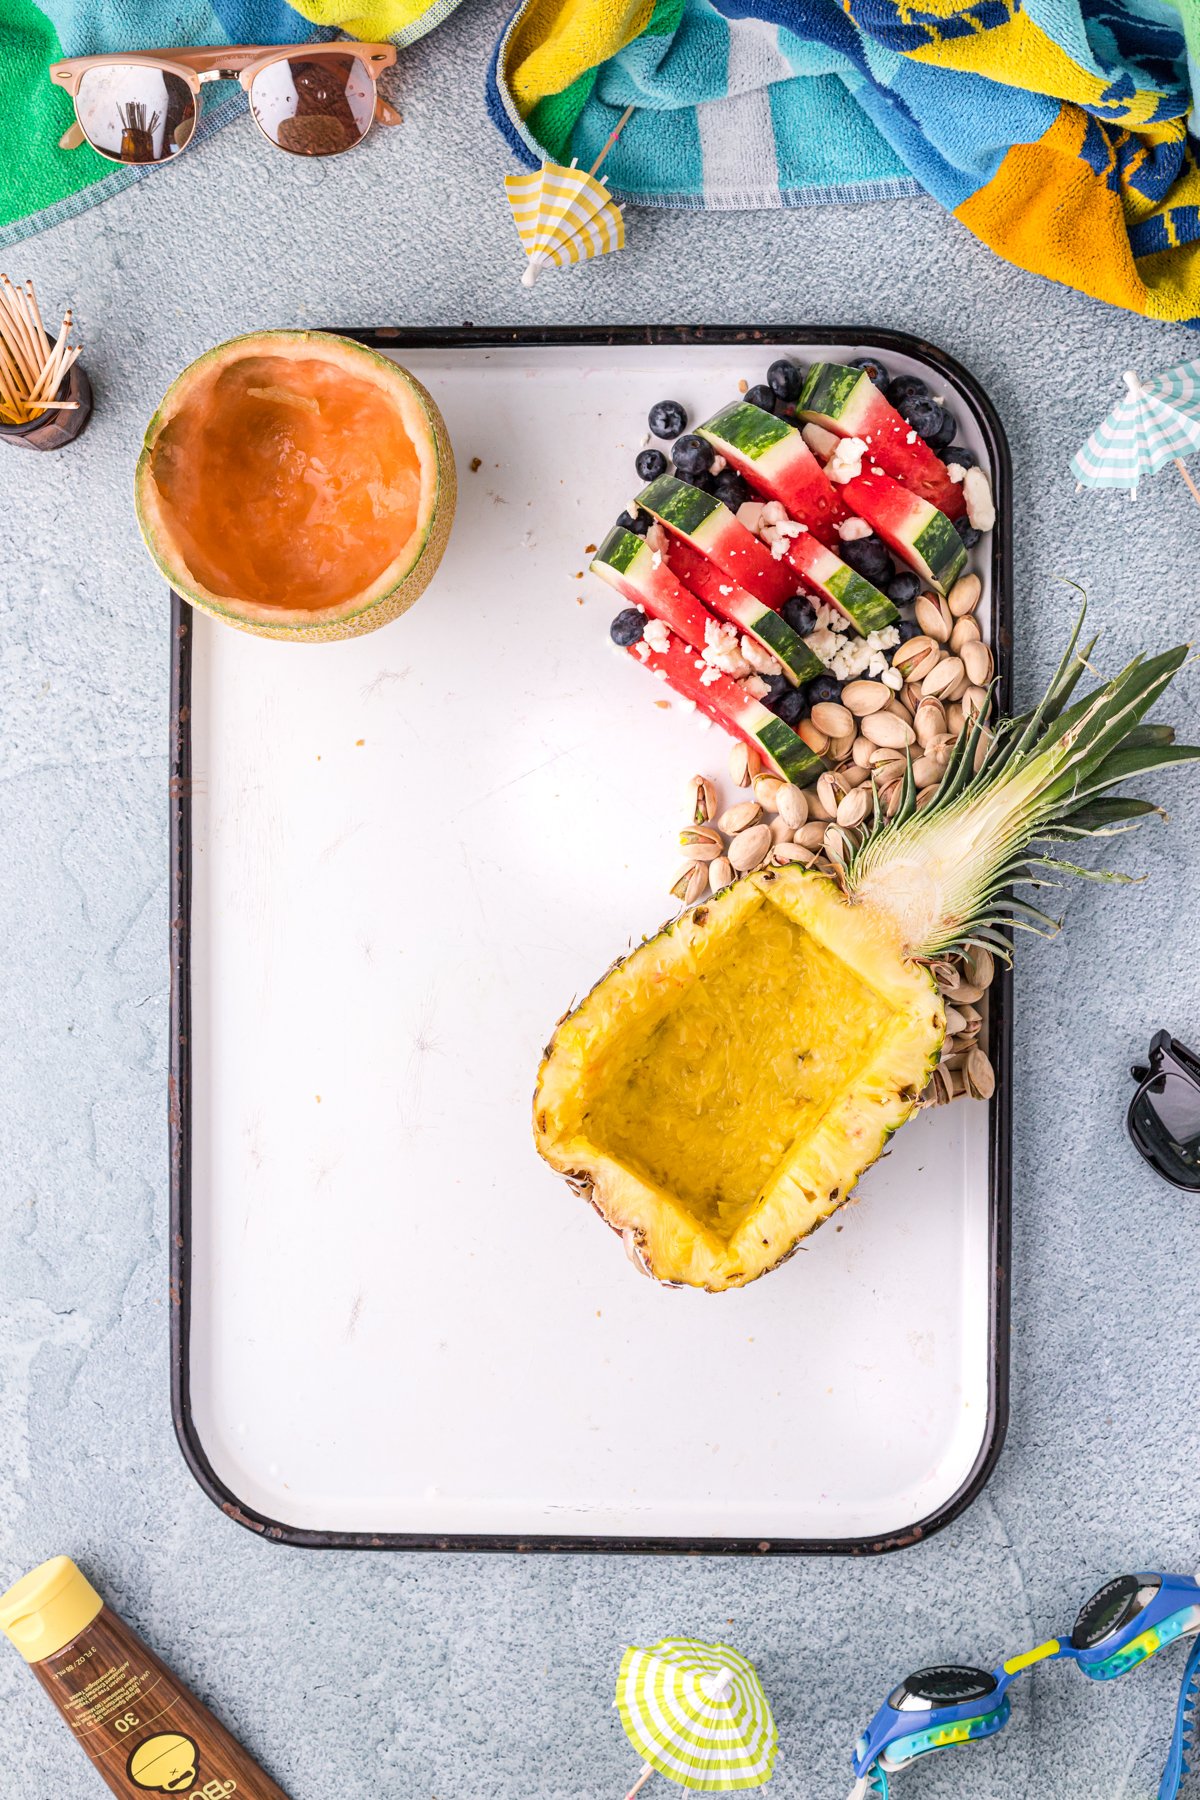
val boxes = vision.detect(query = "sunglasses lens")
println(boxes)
[1130,1069,1200,1189]
[75,66,196,164]
[1071,1574,1157,1649]
[889,1666,997,1710]
[249,55,375,156]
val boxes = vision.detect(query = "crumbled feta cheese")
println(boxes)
[737,500,766,534]
[740,636,782,677]
[741,674,771,701]
[699,665,722,687]
[882,667,904,691]
[719,584,732,595]
[806,627,842,665]
[826,437,868,484]
[677,697,697,713]
[870,465,885,476]
[964,466,995,531]
[702,617,750,678]
[634,640,650,660]
[653,668,667,680]
[642,617,671,654]
[905,430,917,444]
[709,454,726,474]
[837,517,872,542]
[645,521,667,554]
[947,463,966,484]
[761,500,787,526]
[650,551,662,569]
[823,622,900,682]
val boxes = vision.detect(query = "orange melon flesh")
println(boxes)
[147,352,423,612]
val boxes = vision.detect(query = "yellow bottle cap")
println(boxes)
[0,1556,104,1663]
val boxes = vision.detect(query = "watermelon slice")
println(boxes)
[797,363,965,519]
[636,475,795,610]
[696,401,848,546]
[592,525,719,642]
[663,535,822,686]
[839,471,966,596]
[617,628,823,786]
[782,534,898,636]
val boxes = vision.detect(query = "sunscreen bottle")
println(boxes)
[0,1556,294,1798]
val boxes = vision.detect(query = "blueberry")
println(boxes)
[649,399,687,439]
[712,469,750,511]
[955,517,982,548]
[671,433,713,476]
[887,373,930,408]
[887,569,921,605]
[773,683,810,725]
[849,356,889,392]
[840,533,893,585]
[894,618,924,645]
[927,408,957,451]
[943,445,977,472]
[766,359,802,402]
[782,594,818,636]
[808,673,844,706]
[761,673,792,708]
[635,447,668,482]
[616,509,649,536]
[744,384,777,413]
[897,393,945,441]
[610,609,645,647]
[681,470,716,493]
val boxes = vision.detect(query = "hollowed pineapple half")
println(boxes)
[534,867,944,1290]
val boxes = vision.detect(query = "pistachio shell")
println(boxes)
[810,700,854,740]
[775,782,808,829]
[861,710,916,749]
[727,822,773,872]
[841,679,892,717]
[947,572,982,618]
[915,593,952,643]
[920,655,965,699]
[718,801,762,835]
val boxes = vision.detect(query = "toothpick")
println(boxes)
[1174,457,1200,510]
[588,104,635,179]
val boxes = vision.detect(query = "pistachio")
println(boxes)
[924,1065,959,1107]
[963,466,995,533]
[946,700,966,735]
[932,959,960,995]
[804,785,833,823]
[678,826,726,861]
[915,593,952,643]
[686,774,717,825]
[953,981,985,1005]
[911,753,943,789]
[962,685,990,721]
[842,679,892,717]
[795,821,828,850]
[816,770,848,816]
[881,668,905,692]
[729,742,761,788]
[973,731,991,772]
[851,735,876,770]
[829,730,858,764]
[964,1046,996,1099]
[836,786,871,829]
[947,572,982,618]
[775,782,808,829]
[669,862,706,902]
[810,700,854,740]
[949,614,981,654]
[870,754,908,787]
[881,779,905,817]
[963,944,995,989]
[772,840,816,865]
[914,697,948,747]
[753,774,785,812]
[798,718,830,757]
[861,710,916,749]
[891,634,937,671]
[841,763,871,789]
[770,814,793,844]
[728,822,773,872]
[961,638,994,687]
[943,1005,968,1037]
[902,681,927,715]
[718,801,762,835]
[709,855,734,891]
[915,784,940,810]
[920,655,965,700]
[886,693,915,722]
[823,823,852,862]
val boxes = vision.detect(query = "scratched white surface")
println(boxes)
[185,341,1000,1541]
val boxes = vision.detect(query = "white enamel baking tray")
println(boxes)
[170,328,1012,1551]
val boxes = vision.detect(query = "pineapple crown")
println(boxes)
[835,606,1200,963]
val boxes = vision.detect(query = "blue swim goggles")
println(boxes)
[849,1571,1200,1798]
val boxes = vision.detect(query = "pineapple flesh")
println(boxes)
[534,868,943,1290]
[534,614,1200,1292]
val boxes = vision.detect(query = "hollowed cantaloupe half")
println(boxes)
[134,331,456,641]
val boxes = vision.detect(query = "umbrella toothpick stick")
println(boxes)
[1173,457,1200,510]
[588,104,635,179]
[624,1761,655,1799]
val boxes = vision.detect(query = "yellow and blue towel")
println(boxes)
[488,0,1200,327]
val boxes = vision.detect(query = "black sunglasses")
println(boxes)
[1127,1031,1200,1191]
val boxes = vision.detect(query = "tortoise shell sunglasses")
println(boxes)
[49,44,400,164]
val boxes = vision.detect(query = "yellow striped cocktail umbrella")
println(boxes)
[615,1639,779,1796]
[504,106,632,287]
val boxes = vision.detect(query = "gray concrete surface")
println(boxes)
[3,1,1200,1794]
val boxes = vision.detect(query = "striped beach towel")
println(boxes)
[488,0,1200,328]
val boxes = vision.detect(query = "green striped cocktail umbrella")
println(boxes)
[615,1639,778,1797]
[1071,363,1200,507]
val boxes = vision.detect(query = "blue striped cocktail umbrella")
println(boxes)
[1071,363,1200,507]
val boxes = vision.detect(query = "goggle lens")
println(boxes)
[1129,1069,1200,1190]
[889,1666,997,1709]
[249,55,375,156]
[75,66,197,164]
[1072,1574,1156,1650]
